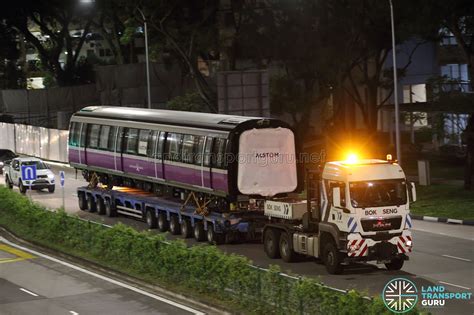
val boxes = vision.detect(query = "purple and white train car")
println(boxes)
[68,106,298,208]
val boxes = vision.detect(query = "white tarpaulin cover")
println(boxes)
[238,127,297,197]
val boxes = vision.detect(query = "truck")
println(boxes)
[4,157,56,194]
[76,155,415,274]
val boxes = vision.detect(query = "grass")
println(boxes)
[411,184,474,220]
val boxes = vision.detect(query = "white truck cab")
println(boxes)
[4,157,56,194]
[263,157,416,274]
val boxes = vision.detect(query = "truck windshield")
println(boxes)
[349,179,407,208]
[22,161,48,170]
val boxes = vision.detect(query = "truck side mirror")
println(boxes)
[409,182,417,202]
[332,187,341,208]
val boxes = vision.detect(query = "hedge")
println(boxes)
[0,187,417,314]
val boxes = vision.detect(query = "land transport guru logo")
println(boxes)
[382,278,418,313]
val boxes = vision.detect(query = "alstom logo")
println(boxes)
[255,152,280,158]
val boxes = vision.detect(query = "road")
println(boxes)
[0,237,205,315]
[1,163,473,314]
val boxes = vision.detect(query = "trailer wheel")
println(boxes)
[145,209,157,229]
[86,195,96,212]
[19,180,27,194]
[169,216,181,235]
[5,175,13,189]
[96,197,105,215]
[264,228,281,259]
[105,198,116,217]
[78,193,87,210]
[207,224,224,245]
[323,242,343,274]
[194,222,206,241]
[180,219,192,238]
[279,232,296,262]
[385,257,404,271]
[157,213,169,232]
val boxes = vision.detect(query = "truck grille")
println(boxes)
[37,175,48,179]
[361,216,402,232]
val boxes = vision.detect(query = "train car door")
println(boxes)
[199,137,213,189]
[114,127,124,171]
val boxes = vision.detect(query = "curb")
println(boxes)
[411,215,474,226]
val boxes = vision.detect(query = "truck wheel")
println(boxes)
[105,198,116,217]
[19,181,27,194]
[48,185,55,193]
[264,228,281,259]
[145,210,157,229]
[385,257,404,271]
[169,216,181,235]
[323,242,343,274]
[86,195,96,212]
[279,232,296,262]
[194,221,206,241]
[207,224,224,245]
[157,213,169,232]
[5,176,13,189]
[96,197,105,215]
[78,193,87,210]
[180,219,192,238]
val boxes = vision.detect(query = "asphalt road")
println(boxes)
[1,163,473,314]
[0,237,204,315]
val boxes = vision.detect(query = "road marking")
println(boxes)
[442,254,472,262]
[0,243,35,264]
[439,281,471,290]
[0,237,204,315]
[69,311,79,315]
[20,288,39,297]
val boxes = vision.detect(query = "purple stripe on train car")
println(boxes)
[68,147,80,164]
[86,150,116,170]
[122,156,155,177]
[212,172,228,192]
[164,163,201,186]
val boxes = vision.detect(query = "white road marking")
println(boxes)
[69,311,79,315]
[19,288,39,297]
[439,281,471,291]
[0,237,204,315]
[442,254,472,262]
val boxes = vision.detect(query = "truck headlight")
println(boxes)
[47,174,55,179]
[0,162,4,167]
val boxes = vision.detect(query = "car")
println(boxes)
[3,157,55,193]
[0,149,17,175]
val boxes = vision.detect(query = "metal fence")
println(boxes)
[0,122,68,162]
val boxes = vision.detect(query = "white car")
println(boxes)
[4,157,55,193]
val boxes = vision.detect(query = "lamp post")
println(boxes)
[137,8,152,109]
[389,0,402,165]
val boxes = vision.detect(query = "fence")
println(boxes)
[0,123,68,162]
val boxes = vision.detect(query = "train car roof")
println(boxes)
[73,106,278,131]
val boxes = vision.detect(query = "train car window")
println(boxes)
[99,125,111,151]
[212,138,227,169]
[125,128,139,155]
[68,122,80,146]
[79,123,87,148]
[203,137,213,167]
[88,124,101,149]
[195,136,205,165]
[182,135,199,164]
[116,127,124,152]
[108,126,118,151]
[138,129,150,156]
[156,132,165,159]
[165,133,183,162]
[147,131,158,158]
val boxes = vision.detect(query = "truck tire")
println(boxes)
[169,216,181,235]
[385,257,404,271]
[145,209,157,229]
[19,180,27,194]
[48,185,55,193]
[86,195,97,212]
[279,231,297,262]
[194,221,206,241]
[157,213,169,232]
[5,176,13,189]
[264,228,281,259]
[105,198,117,217]
[96,197,105,215]
[78,193,87,210]
[323,242,343,274]
[180,219,192,238]
[207,224,224,245]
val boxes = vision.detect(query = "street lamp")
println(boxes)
[389,0,402,165]
[136,8,152,109]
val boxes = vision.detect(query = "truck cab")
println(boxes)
[4,157,56,194]
[263,157,416,274]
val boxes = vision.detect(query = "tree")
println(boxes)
[0,20,25,89]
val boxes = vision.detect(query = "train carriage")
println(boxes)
[68,106,298,211]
